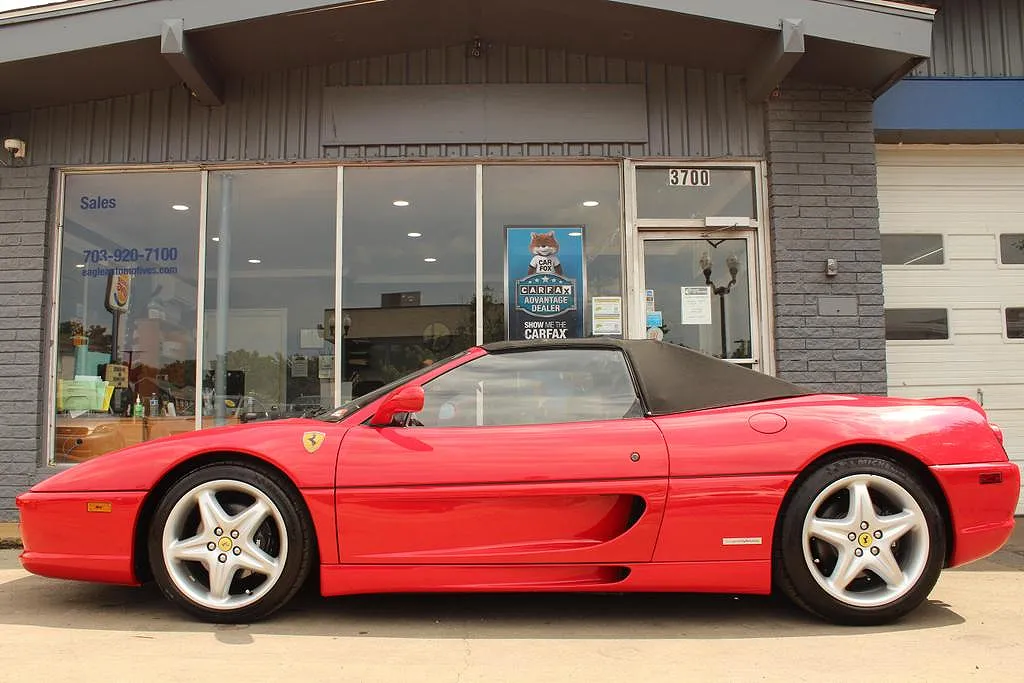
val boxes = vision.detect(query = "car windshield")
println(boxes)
[310,350,470,422]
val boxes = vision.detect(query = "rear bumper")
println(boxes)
[931,462,1020,567]
[15,490,144,585]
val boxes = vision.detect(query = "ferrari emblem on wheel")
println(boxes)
[302,431,326,453]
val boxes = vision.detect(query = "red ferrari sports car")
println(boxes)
[16,339,1019,625]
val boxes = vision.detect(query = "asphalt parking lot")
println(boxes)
[0,530,1021,683]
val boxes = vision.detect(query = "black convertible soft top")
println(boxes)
[483,338,810,415]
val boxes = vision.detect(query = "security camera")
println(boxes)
[3,138,26,158]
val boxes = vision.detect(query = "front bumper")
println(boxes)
[931,462,1020,567]
[16,490,145,585]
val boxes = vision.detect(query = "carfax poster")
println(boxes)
[504,226,586,341]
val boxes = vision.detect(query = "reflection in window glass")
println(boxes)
[884,309,949,340]
[417,350,641,427]
[483,165,623,343]
[343,166,476,399]
[643,238,752,360]
[1000,234,1024,264]
[1006,308,1024,339]
[203,169,336,426]
[636,167,755,219]
[55,172,200,463]
[881,234,944,265]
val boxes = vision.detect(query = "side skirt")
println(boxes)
[320,560,771,597]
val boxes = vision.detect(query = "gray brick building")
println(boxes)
[0,0,940,519]
[765,85,887,395]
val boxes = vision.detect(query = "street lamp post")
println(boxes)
[699,251,741,358]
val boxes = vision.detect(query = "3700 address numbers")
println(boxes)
[82,247,179,264]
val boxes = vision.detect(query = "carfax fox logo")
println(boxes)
[526,231,564,276]
[514,232,576,339]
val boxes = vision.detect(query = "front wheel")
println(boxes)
[774,455,946,625]
[147,462,314,623]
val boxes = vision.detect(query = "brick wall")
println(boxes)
[765,83,887,395]
[0,166,50,521]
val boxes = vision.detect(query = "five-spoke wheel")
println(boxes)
[148,463,314,623]
[775,455,945,625]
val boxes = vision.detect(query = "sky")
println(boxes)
[0,0,73,12]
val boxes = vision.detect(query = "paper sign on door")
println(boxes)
[681,286,712,325]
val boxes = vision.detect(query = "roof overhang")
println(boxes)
[0,0,935,114]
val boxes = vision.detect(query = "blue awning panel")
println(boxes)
[875,78,1024,132]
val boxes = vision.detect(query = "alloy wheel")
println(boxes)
[160,479,289,611]
[801,473,929,608]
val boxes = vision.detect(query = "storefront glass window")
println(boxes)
[203,169,337,425]
[55,172,201,463]
[636,167,755,220]
[342,166,476,399]
[482,165,623,343]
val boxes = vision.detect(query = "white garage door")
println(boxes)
[878,146,1024,515]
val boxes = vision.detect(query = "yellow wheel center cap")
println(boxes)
[218,537,233,552]
[858,532,873,548]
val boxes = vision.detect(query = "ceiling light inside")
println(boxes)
[171,204,190,211]
[424,257,437,263]
[211,237,220,242]
[248,258,261,264]
[393,200,410,207]
[407,232,422,238]
[75,264,84,268]
[582,200,599,207]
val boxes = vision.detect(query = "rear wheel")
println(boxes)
[774,455,946,625]
[147,462,314,623]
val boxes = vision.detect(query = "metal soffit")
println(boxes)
[0,0,935,113]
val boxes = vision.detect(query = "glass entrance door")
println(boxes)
[639,233,759,366]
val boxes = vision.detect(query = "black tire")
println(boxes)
[147,461,315,623]
[773,454,946,626]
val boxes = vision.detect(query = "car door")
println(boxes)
[335,347,669,564]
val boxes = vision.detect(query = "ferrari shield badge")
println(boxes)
[302,431,327,454]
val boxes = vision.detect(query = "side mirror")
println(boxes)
[370,385,425,427]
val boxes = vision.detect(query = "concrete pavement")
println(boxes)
[0,546,1022,682]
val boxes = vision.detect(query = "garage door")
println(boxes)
[878,146,1024,515]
